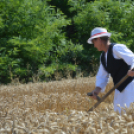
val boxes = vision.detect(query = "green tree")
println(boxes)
[69,0,134,73]
[0,0,83,83]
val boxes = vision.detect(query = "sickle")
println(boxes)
[87,71,133,112]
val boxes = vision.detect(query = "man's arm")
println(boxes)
[87,63,109,100]
[113,44,134,77]
[95,63,109,92]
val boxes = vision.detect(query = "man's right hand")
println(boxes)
[87,87,102,100]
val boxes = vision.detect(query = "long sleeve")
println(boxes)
[95,43,134,93]
[113,44,134,69]
[95,63,110,92]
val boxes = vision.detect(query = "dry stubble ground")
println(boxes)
[0,76,134,134]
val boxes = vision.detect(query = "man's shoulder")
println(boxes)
[112,43,126,47]
[112,43,126,50]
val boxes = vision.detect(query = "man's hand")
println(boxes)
[87,87,101,100]
[127,69,134,77]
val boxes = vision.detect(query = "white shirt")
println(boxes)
[96,44,134,92]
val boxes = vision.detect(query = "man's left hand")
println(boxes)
[127,70,134,77]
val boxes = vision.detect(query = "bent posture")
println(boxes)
[87,27,134,113]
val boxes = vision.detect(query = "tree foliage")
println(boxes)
[1,0,134,83]
[68,0,134,72]
[0,0,82,83]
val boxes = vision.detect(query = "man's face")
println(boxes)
[92,38,103,51]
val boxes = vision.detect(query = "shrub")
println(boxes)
[69,0,134,73]
[0,0,83,83]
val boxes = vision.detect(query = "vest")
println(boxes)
[101,43,134,92]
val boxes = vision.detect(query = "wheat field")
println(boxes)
[0,76,134,134]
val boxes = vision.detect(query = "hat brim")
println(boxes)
[87,33,111,44]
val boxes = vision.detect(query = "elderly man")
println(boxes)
[87,27,134,113]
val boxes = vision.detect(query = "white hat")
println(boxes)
[87,27,111,44]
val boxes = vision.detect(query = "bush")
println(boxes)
[0,0,83,83]
[69,0,134,73]
[1,0,134,83]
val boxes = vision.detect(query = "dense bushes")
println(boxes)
[0,0,134,83]
[68,0,134,73]
[0,0,82,83]
[47,0,134,74]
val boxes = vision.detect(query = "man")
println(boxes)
[87,27,134,113]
